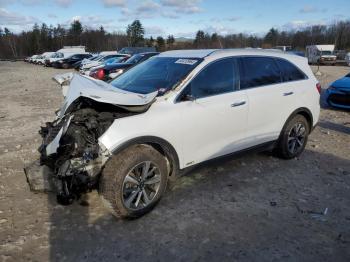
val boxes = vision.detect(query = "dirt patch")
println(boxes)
[0,62,349,262]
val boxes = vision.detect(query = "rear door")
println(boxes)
[239,56,295,146]
[177,57,249,166]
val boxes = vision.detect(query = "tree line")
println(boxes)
[1,19,350,59]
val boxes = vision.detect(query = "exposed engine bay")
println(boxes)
[24,74,157,205]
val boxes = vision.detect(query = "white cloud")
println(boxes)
[299,5,328,14]
[282,20,327,30]
[136,0,160,13]
[64,14,126,32]
[0,0,43,6]
[144,25,165,36]
[0,8,38,26]
[0,0,11,7]
[55,0,73,8]
[102,0,125,7]
[48,13,57,18]
[227,16,240,22]
[160,0,202,14]
[119,1,160,20]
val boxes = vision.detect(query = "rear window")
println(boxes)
[240,57,281,89]
[276,59,307,82]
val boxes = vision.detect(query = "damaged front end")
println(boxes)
[25,74,157,205]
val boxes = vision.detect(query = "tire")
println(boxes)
[62,63,70,69]
[274,114,310,159]
[99,144,168,219]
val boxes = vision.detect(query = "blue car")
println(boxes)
[325,73,350,109]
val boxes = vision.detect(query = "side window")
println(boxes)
[190,58,236,99]
[276,59,307,82]
[240,57,281,89]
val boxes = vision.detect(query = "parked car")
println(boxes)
[52,53,93,69]
[31,55,43,64]
[325,73,350,109]
[345,53,350,66]
[34,52,55,65]
[45,46,87,67]
[72,55,101,70]
[29,55,39,63]
[79,54,129,73]
[25,49,320,219]
[334,50,347,61]
[89,52,159,80]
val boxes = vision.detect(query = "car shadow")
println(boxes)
[47,148,350,261]
[318,120,350,135]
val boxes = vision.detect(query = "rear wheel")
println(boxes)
[99,144,168,218]
[275,115,310,159]
[62,63,70,69]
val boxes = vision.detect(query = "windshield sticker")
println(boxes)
[175,59,198,65]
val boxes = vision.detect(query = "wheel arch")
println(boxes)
[110,136,180,179]
[283,107,314,134]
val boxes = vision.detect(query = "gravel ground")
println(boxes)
[0,62,349,262]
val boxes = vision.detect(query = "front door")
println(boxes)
[176,57,249,167]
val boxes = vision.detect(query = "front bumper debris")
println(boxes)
[24,160,56,192]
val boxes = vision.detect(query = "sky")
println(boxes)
[0,0,349,38]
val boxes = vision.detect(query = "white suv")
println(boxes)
[26,49,320,218]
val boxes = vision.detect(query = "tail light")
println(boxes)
[316,83,321,94]
[97,69,105,80]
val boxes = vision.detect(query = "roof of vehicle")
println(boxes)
[159,49,217,58]
[159,48,304,60]
[306,45,335,51]
[132,52,160,56]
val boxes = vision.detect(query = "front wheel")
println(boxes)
[274,115,310,159]
[99,144,168,218]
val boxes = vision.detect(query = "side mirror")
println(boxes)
[180,84,195,102]
[183,94,195,101]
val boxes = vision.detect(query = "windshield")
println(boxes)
[126,54,144,64]
[110,57,201,95]
[321,51,333,55]
[105,57,125,64]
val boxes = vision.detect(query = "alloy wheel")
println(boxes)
[122,161,162,210]
[287,123,306,154]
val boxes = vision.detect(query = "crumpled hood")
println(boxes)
[58,74,158,118]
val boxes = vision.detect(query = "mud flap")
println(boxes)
[24,160,55,192]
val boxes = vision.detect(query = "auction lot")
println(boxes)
[0,61,349,261]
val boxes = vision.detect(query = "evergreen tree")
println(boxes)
[126,20,145,47]
[166,35,175,49]
[156,36,165,51]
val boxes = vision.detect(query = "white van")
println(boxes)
[306,45,337,65]
[45,46,87,66]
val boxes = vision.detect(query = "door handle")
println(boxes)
[231,101,246,107]
[283,92,294,96]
